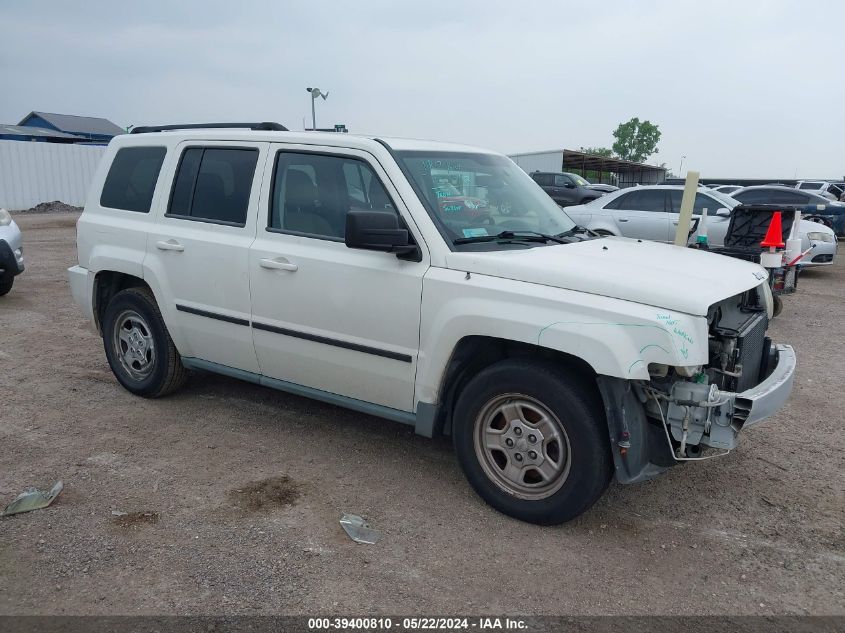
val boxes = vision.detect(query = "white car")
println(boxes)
[68,124,795,524]
[565,185,837,267]
[0,208,25,296]
[795,181,843,202]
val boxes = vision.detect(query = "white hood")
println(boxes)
[445,237,767,316]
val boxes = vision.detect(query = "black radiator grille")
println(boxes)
[736,314,768,392]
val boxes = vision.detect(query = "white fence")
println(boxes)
[0,140,106,210]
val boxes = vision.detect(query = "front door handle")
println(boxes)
[618,218,629,222]
[260,257,298,272]
[155,239,184,252]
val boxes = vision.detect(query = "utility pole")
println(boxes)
[306,87,329,130]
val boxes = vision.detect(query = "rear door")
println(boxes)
[604,189,670,241]
[145,141,267,372]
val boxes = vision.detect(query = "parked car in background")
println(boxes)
[530,171,603,207]
[731,186,845,236]
[795,180,843,202]
[586,183,619,195]
[565,186,837,266]
[711,185,743,195]
[0,208,25,296]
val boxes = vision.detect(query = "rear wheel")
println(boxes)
[102,287,187,397]
[0,273,13,297]
[452,359,612,524]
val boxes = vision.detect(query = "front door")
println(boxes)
[248,145,428,412]
[145,141,266,372]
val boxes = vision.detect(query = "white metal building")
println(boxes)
[0,140,106,209]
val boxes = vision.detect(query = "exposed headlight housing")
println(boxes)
[807,231,834,243]
[0,208,11,227]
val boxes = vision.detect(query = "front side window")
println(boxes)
[167,147,258,225]
[567,173,590,187]
[396,151,577,250]
[270,152,398,240]
[554,174,572,187]
[100,146,166,212]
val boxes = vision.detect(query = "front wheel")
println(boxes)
[0,273,13,297]
[452,360,612,524]
[102,287,187,397]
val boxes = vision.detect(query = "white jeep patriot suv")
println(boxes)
[69,122,796,524]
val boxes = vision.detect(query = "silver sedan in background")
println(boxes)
[0,208,25,296]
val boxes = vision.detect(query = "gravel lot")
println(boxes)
[1,211,843,616]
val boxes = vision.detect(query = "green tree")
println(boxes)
[611,117,661,163]
[579,146,614,157]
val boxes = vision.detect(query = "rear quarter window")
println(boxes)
[99,146,167,212]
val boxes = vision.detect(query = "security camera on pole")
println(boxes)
[306,87,329,131]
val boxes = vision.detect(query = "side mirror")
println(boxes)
[716,207,731,217]
[345,210,419,259]
[564,182,576,189]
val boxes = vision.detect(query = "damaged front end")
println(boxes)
[600,284,796,484]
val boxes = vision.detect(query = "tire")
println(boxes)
[452,359,612,525]
[772,294,783,318]
[0,273,13,297]
[102,287,187,397]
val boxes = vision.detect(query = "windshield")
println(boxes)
[396,151,577,249]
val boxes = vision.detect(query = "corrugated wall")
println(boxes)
[508,151,564,174]
[0,140,106,209]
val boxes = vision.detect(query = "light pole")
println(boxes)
[306,87,329,130]
[678,155,687,175]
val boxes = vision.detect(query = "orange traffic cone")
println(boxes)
[761,211,785,248]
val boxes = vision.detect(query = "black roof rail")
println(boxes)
[130,122,288,134]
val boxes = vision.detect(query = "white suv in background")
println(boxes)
[795,180,843,201]
[68,123,795,524]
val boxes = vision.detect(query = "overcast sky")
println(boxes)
[1,1,842,178]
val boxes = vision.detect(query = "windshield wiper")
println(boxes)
[556,225,597,238]
[454,230,567,245]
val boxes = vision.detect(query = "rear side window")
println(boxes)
[798,182,822,190]
[167,147,258,226]
[100,147,166,212]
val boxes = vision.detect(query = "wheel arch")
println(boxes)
[428,335,599,437]
[92,270,152,334]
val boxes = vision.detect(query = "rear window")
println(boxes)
[167,147,258,226]
[100,146,166,212]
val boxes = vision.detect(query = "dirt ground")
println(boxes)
[1,211,843,616]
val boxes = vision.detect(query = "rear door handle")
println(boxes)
[155,239,184,252]
[260,257,298,272]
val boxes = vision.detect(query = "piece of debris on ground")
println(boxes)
[1,481,64,517]
[228,475,300,512]
[339,513,382,544]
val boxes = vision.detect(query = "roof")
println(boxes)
[19,111,124,136]
[0,124,83,140]
[114,127,500,155]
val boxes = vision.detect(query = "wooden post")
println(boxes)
[674,171,700,246]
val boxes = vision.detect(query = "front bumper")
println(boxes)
[0,239,24,276]
[800,239,837,267]
[734,343,796,428]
